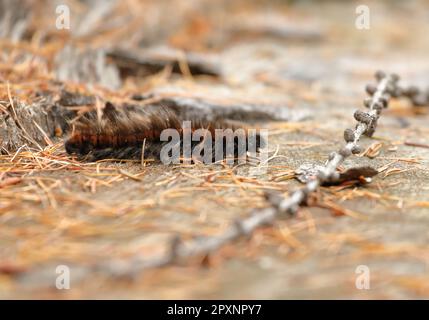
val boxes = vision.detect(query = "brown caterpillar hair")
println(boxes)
[65,102,265,162]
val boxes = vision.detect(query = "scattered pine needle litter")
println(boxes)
[0,0,428,299]
[0,67,428,287]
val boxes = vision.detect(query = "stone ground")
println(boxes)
[0,0,428,299]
